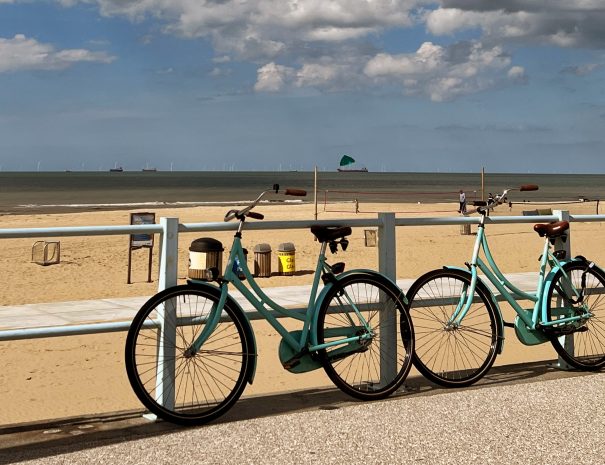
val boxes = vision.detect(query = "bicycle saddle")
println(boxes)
[311,226,352,243]
[533,221,569,238]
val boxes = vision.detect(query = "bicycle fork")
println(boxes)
[183,284,230,358]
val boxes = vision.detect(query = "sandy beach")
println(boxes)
[1,200,604,426]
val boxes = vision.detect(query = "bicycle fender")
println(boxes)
[185,282,258,385]
[311,269,408,346]
[443,266,506,354]
[344,269,408,304]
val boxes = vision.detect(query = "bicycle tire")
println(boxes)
[316,273,414,400]
[125,285,253,426]
[546,261,605,370]
[406,268,500,387]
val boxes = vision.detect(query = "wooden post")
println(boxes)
[314,166,318,221]
[481,167,485,201]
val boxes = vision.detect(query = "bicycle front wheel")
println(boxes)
[406,269,500,387]
[125,285,253,426]
[316,273,414,400]
[546,261,605,370]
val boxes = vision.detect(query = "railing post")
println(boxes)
[378,213,397,384]
[151,217,179,418]
[158,217,179,291]
[554,210,571,257]
[554,210,574,370]
[378,212,396,280]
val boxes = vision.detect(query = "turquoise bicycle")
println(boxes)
[125,185,414,425]
[406,185,605,387]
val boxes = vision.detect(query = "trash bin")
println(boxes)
[460,214,471,236]
[277,242,296,276]
[189,238,224,279]
[364,229,377,247]
[254,243,272,278]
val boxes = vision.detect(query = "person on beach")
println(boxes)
[459,190,467,214]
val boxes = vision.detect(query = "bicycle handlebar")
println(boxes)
[474,184,539,215]
[223,185,307,222]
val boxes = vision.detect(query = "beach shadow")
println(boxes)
[264,270,314,278]
[0,360,594,464]
[487,231,535,238]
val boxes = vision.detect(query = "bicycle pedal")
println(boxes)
[282,359,301,370]
[282,348,309,369]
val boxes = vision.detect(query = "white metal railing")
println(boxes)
[0,210,603,342]
[1,209,604,420]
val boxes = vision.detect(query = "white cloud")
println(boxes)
[251,40,523,100]
[254,62,296,92]
[0,34,115,73]
[507,65,526,81]
[363,41,515,101]
[427,3,605,48]
[365,43,445,77]
[46,0,605,100]
[254,53,373,93]
[62,0,422,61]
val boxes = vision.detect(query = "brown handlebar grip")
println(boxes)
[285,189,307,197]
[520,184,539,191]
[247,211,264,220]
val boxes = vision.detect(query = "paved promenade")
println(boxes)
[1,368,603,464]
[0,273,539,332]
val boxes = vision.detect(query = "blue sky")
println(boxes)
[0,0,604,173]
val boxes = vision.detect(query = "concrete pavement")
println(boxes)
[0,272,540,331]
[0,365,602,464]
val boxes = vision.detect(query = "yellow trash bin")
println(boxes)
[277,242,296,276]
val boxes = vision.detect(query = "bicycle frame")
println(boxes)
[452,217,588,332]
[188,230,374,358]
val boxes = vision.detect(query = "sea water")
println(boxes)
[0,171,603,213]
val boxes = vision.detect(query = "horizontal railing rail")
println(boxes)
[0,210,604,344]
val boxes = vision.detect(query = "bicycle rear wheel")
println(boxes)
[546,261,605,370]
[406,268,500,387]
[125,285,253,426]
[316,273,414,400]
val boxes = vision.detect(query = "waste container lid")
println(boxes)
[278,242,295,252]
[253,243,272,253]
[190,237,224,252]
